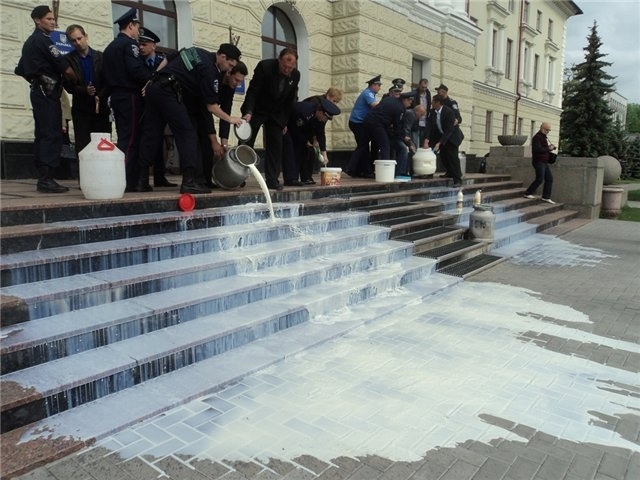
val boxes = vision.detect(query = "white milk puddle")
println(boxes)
[115,281,636,465]
[101,233,637,465]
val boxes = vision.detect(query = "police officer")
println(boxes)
[363,91,414,162]
[136,43,243,194]
[137,27,176,188]
[282,98,340,186]
[15,5,76,193]
[102,8,152,191]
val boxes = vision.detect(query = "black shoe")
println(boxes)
[452,182,462,188]
[302,179,316,185]
[266,182,283,191]
[134,178,153,192]
[344,170,358,178]
[154,178,178,187]
[363,172,375,179]
[37,178,69,193]
[284,180,303,187]
[439,173,452,178]
[180,181,211,194]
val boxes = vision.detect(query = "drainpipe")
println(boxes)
[513,0,524,134]
[52,0,61,27]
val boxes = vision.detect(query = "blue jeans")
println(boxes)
[526,161,553,199]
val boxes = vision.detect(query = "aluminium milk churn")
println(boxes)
[469,204,496,241]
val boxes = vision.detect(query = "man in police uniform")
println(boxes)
[137,27,176,187]
[136,43,243,194]
[102,8,152,191]
[282,97,340,186]
[15,5,77,193]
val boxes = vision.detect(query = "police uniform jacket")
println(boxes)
[102,32,151,91]
[216,83,236,141]
[63,48,110,115]
[144,53,164,70]
[363,95,405,139]
[15,27,69,85]
[287,101,323,143]
[241,58,300,129]
[302,94,331,152]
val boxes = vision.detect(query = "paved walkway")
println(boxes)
[13,219,639,480]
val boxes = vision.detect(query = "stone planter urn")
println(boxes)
[497,135,528,146]
[601,186,624,218]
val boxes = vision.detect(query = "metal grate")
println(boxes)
[356,202,414,211]
[438,254,503,277]
[417,240,478,259]
[394,226,453,242]
[374,213,436,227]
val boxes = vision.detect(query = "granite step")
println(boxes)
[0,255,436,433]
[1,236,413,373]
[0,210,371,287]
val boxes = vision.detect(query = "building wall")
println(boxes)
[468,0,580,156]
[0,0,579,160]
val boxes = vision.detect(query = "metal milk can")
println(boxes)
[469,204,496,240]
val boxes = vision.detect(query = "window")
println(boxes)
[261,6,297,59]
[508,0,515,13]
[491,28,499,68]
[546,57,555,91]
[502,114,509,135]
[517,117,524,135]
[485,110,493,143]
[530,120,536,139]
[523,1,530,25]
[533,54,539,89]
[536,10,542,32]
[112,0,177,50]
[505,39,513,79]
[547,19,554,40]
[411,58,432,89]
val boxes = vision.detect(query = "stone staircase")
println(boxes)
[0,174,582,477]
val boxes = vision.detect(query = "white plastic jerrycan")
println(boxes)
[79,133,126,200]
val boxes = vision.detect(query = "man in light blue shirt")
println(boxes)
[346,75,382,177]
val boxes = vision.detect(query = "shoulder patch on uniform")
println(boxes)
[131,44,140,58]
[213,78,219,94]
[48,44,62,58]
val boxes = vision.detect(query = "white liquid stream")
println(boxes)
[248,164,276,222]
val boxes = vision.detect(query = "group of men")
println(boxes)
[346,75,465,187]
[18,4,472,195]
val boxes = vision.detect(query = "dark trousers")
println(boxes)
[139,83,199,173]
[440,142,462,183]
[282,126,308,183]
[346,121,373,176]
[526,161,553,199]
[364,122,390,160]
[71,108,112,154]
[30,88,62,170]
[110,90,143,188]
[245,114,284,187]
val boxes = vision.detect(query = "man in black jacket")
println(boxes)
[424,94,464,187]
[241,48,300,190]
[63,24,111,155]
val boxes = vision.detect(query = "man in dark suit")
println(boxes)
[424,94,464,187]
[63,24,111,156]
[240,47,300,190]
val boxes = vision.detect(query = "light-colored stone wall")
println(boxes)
[468,0,579,155]
[2,0,576,159]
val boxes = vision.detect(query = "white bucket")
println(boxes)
[374,160,396,183]
[320,167,341,186]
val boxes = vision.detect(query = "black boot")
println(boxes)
[135,167,153,192]
[180,168,211,194]
[37,166,69,193]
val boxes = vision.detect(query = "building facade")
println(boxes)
[0,0,581,175]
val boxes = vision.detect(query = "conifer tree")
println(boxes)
[560,22,615,157]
